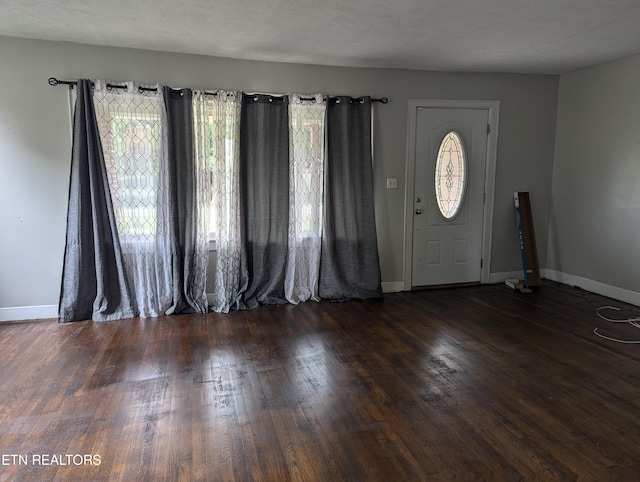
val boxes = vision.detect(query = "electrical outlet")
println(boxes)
[386,178,398,189]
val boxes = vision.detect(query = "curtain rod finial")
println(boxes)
[48,77,59,86]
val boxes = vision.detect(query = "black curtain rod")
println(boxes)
[48,77,211,96]
[48,77,388,104]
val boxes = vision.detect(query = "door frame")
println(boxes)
[403,99,500,291]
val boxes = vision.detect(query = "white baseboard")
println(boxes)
[544,269,640,307]
[382,281,404,293]
[0,304,57,322]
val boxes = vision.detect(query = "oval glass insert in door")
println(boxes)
[434,130,467,220]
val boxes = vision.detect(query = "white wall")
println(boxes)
[0,38,72,314]
[0,36,559,319]
[547,53,640,304]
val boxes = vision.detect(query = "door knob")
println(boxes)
[415,208,423,215]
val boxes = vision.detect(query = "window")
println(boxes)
[208,105,237,242]
[195,94,240,247]
[94,89,165,243]
[94,90,325,250]
[289,105,325,239]
[435,130,467,220]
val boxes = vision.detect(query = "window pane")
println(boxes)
[435,131,467,220]
[289,103,325,239]
[94,91,164,240]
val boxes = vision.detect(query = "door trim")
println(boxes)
[403,99,500,291]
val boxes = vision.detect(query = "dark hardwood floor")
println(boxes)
[2,281,640,481]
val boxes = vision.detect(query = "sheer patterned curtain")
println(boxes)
[195,91,243,313]
[93,80,173,317]
[285,94,326,303]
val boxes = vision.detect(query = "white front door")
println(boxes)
[411,107,489,287]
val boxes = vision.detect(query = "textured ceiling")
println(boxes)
[2,0,640,74]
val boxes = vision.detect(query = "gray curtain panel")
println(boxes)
[163,88,208,314]
[58,79,135,322]
[319,96,383,300]
[238,94,290,308]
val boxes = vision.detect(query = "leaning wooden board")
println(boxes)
[514,191,541,288]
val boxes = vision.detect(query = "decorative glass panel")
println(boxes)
[435,131,467,220]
